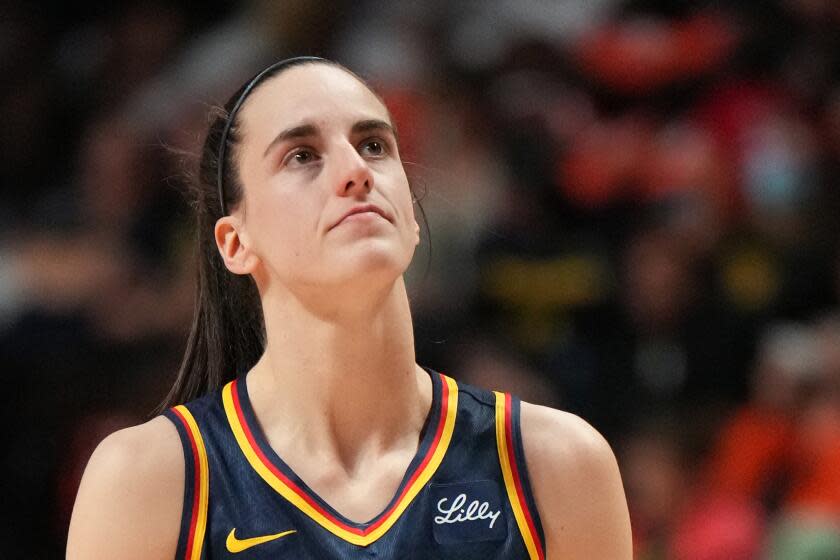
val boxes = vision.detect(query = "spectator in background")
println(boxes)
[621,412,764,560]
[705,318,840,559]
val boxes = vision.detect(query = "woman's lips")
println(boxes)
[331,203,392,229]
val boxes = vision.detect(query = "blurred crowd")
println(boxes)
[3,0,840,558]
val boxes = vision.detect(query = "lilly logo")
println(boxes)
[435,493,501,529]
[430,481,507,544]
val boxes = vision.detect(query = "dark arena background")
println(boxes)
[3,1,840,558]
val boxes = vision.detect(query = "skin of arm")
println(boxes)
[66,416,184,560]
[521,402,633,559]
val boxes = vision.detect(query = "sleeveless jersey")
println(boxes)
[163,369,546,559]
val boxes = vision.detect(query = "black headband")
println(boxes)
[217,56,326,215]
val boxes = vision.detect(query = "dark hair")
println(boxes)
[158,57,428,412]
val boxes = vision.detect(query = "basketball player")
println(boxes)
[67,57,632,559]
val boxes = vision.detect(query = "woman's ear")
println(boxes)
[214,216,260,275]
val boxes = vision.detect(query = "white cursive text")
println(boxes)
[434,493,501,529]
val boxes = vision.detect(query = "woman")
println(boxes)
[67,57,632,559]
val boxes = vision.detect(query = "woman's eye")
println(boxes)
[361,139,385,157]
[294,150,314,163]
[285,148,317,167]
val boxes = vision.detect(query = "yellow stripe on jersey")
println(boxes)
[173,405,210,560]
[494,392,543,560]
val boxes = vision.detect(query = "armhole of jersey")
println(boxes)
[494,392,546,560]
[163,405,210,560]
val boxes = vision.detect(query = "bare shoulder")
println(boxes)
[520,402,614,467]
[66,415,184,560]
[520,402,632,560]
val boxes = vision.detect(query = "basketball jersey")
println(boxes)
[163,369,546,559]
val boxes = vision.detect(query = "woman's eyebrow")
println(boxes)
[351,119,397,139]
[262,119,397,159]
[263,123,319,158]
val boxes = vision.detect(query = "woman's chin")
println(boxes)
[329,242,413,283]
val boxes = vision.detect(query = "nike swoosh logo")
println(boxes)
[226,528,297,553]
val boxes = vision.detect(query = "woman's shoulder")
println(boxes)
[519,402,633,558]
[87,415,185,476]
[66,416,184,559]
[519,402,614,467]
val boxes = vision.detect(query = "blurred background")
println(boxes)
[3,0,840,558]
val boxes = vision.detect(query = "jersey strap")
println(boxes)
[493,392,546,560]
[165,405,210,560]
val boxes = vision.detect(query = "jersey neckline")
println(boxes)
[221,368,459,547]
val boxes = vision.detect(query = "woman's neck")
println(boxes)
[246,278,431,473]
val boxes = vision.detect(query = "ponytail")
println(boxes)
[157,105,265,412]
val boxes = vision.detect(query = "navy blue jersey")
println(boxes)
[163,369,546,559]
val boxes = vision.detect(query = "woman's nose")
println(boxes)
[334,143,373,196]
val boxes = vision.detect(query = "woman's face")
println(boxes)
[227,63,419,294]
